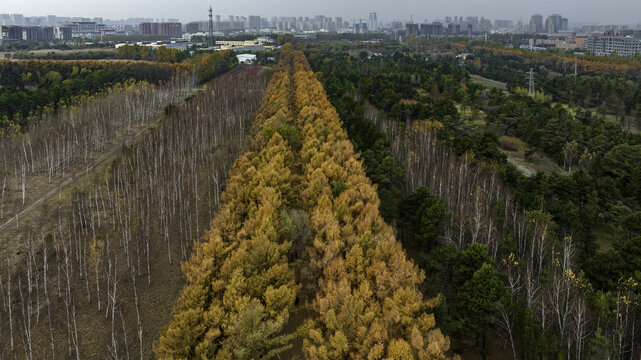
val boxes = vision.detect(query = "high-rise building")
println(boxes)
[10,14,23,26]
[406,23,419,36]
[545,17,555,33]
[354,22,368,34]
[66,21,107,39]
[546,14,563,33]
[54,26,72,40]
[185,22,200,33]
[419,23,431,35]
[21,26,54,41]
[390,21,403,30]
[466,16,479,31]
[248,16,261,31]
[561,18,569,31]
[479,17,492,32]
[335,17,343,30]
[530,14,543,33]
[139,22,182,37]
[369,12,378,32]
[494,19,513,29]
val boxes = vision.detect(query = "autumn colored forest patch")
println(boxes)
[154,47,458,359]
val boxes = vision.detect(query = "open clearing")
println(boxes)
[470,74,508,91]
[498,135,564,176]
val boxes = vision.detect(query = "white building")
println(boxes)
[586,35,641,56]
[236,54,257,64]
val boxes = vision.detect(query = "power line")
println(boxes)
[527,68,535,98]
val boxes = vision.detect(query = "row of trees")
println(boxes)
[0,64,268,358]
[156,47,458,359]
[289,50,457,359]
[0,59,189,127]
[9,50,118,61]
[117,45,189,63]
[0,53,235,125]
[0,59,188,85]
[307,45,640,358]
[155,58,300,358]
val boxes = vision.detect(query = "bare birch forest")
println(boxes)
[0,66,268,359]
[371,110,640,359]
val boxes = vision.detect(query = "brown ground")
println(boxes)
[0,87,197,272]
[0,65,267,359]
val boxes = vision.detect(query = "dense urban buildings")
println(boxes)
[2,9,641,59]
[0,10,582,41]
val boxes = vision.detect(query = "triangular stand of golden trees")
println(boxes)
[155,46,459,360]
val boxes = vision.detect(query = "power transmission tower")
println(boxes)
[527,68,535,98]
[208,5,214,47]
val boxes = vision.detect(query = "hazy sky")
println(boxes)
[2,0,640,24]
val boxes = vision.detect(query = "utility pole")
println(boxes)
[528,68,535,98]
[208,5,214,47]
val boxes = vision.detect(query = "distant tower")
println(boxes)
[369,12,378,32]
[208,5,214,46]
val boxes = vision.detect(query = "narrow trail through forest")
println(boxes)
[0,116,171,233]
[0,67,247,267]
[0,63,268,359]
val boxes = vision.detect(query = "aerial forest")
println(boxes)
[1,35,640,360]
[154,47,457,359]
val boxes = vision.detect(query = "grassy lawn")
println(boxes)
[498,135,564,176]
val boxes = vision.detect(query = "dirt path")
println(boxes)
[0,65,260,271]
[0,114,169,233]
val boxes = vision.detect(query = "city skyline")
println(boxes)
[1,0,640,25]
